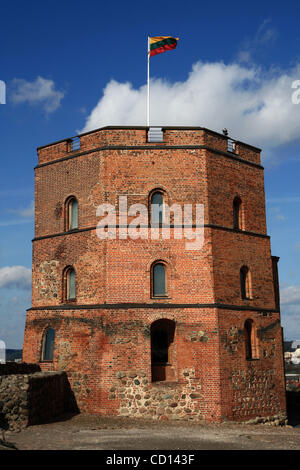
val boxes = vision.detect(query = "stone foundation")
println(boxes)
[111,369,204,421]
[243,414,288,426]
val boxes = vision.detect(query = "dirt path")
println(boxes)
[3,414,300,450]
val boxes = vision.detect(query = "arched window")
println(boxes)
[64,267,76,301]
[244,319,259,360]
[65,197,78,231]
[41,328,55,361]
[233,196,242,230]
[152,262,167,297]
[150,190,164,227]
[240,265,251,300]
[151,319,175,382]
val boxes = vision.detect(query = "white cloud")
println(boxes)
[281,305,300,341]
[81,61,300,159]
[19,200,34,217]
[8,200,34,218]
[11,76,64,113]
[268,206,286,222]
[237,19,277,64]
[281,285,300,305]
[2,201,34,226]
[0,266,31,290]
[267,197,300,203]
[0,219,33,227]
[280,285,300,340]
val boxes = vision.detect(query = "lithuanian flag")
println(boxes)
[149,36,179,58]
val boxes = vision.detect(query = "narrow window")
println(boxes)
[244,319,259,360]
[150,191,164,227]
[152,262,166,297]
[69,198,78,230]
[67,268,76,300]
[233,197,242,230]
[240,265,251,300]
[65,197,78,231]
[41,328,55,361]
[64,267,76,301]
[151,319,175,382]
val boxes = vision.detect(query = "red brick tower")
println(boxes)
[23,126,287,423]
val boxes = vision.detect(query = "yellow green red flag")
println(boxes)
[149,36,179,57]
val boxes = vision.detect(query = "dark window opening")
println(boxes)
[233,196,242,230]
[152,328,169,364]
[244,319,252,359]
[151,319,175,382]
[41,328,55,361]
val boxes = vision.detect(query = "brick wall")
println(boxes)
[23,127,286,423]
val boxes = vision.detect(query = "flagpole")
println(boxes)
[147,36,150,127]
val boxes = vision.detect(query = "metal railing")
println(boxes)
[69,136,80,152]
[227,139,236,153]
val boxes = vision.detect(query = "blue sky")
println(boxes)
[1,0,300,347]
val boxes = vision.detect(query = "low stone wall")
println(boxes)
[27,371,78,425]
[0,374,29,431]
[0,367,78,432]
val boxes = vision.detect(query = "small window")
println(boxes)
[150,191,164,227]
[65,197,78,231]
[240,265,251,300]
[152,262,166,297]
[67,268,76,300]
[233,196,242,230]
[41,328,55,361]
[64,267,76,301]
[244,319,259,360]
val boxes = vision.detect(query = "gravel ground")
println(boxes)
[1,413,300,451]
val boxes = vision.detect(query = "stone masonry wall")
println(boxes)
[111,368,203,421]
[0,368,77,432]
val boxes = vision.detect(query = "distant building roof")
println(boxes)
[284,340,300,352]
